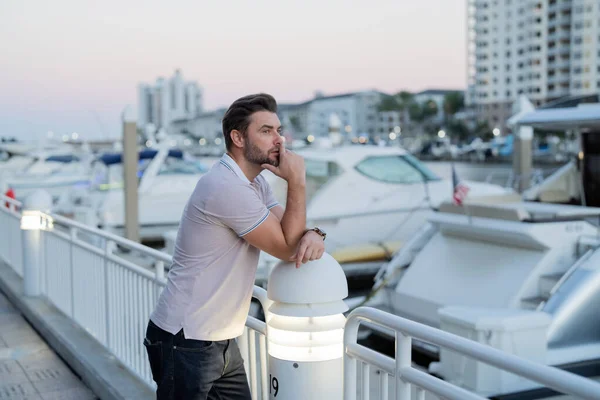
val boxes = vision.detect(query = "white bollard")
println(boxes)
[21,190,52,296]
[266,253,348,400]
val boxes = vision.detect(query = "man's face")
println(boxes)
[243,111,283,167]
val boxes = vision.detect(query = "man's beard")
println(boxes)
[244,140,279,167]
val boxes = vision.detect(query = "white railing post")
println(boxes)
[104,240,116,348]
[266,253,347,400]
[69,226,77,318]
[395,333,411,400]
[344,318,360,400]
[20,190,52,297]
[154,260,164,303]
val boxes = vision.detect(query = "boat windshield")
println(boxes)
[355,154,440,184]
[305,158,343,202]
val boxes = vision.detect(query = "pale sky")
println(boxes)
[0,0,467,141]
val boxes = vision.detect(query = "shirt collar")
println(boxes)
[220,153,251,184]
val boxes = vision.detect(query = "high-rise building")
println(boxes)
[466,0,600,133]
[137,69,203,133]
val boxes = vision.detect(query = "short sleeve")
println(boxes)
[260,177,280,210]
[206,183,270,237]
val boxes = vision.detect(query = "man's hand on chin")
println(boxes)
[290,231,325,269]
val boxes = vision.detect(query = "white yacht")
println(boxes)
[265,145,509,255]
[355,197,600,398]
[0,144,95,201]
[66,146,209,241]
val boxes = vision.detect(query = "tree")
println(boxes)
[408,102,424,122]
[443,92,465,117]
[421,99,438,119]
[288,115,301,132]
[447,119,470,141]
[377,94,401,111]
[397,91,413,106]
[474,121,493,140]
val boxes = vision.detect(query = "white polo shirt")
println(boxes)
[150,153,279,340]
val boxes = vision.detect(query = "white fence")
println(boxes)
[344,307,600,400]
[3,193,600,400]
[0,196,23,276]
[0,195,269,398]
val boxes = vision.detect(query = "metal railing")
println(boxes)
[484,168,545,191]
[344,307,600,400]
[5,192,600,400]
[39,212,169,385]
[239,287,272,400]
[0,194,269,398]
[0,196,23,276]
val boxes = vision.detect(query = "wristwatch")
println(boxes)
[308,227,327,241]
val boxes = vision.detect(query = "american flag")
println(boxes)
[452,165,470,206]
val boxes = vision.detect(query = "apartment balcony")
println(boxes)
[548,14,572,27]
[547,85,570,97]
[548,0,572,13]
[548,29,572,42]
[548,46,571,58]
[554,59,571,69]
[547,73,570,84]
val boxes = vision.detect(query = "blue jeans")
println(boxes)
[144,320,252,400]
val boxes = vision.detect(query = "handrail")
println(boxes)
[1,193,22,208]
[48,212,173,264]
[1,193,172,264]
[344,307,600,400]
[549,248,593,297]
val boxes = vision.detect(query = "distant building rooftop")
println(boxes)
[278,90,385,110]
[415,89,463,96]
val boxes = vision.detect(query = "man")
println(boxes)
[144,93,326,399]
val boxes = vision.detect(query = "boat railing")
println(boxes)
[537,248,596,311]
[344,307,600,400]
[484,168,545,190]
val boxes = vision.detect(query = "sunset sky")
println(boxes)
[0,0,467,141]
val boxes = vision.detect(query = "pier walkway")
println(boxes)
[0,290,96,400]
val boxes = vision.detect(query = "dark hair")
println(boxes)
[222,93,278,151]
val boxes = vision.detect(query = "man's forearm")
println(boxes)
[280,180,306,249]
